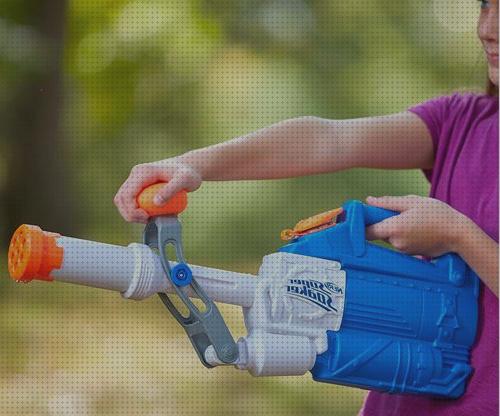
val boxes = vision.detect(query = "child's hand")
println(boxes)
[114,159,202,223]
[365,195,471,257]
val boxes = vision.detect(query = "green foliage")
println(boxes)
[0,0,487,414]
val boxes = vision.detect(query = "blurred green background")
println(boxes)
[0,0,488,415]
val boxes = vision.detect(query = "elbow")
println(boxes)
[293,115,325,125]
[290,115,338,132]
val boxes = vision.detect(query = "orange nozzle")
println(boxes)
[293,208,343,234]
[137,183,188,217]
[280,207,343,241]
[8,224,63,283]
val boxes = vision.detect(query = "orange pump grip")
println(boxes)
[8,224,63,282]
[136,183,188,217]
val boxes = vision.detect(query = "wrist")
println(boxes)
[448,213,476,254]
[176,150,208,179]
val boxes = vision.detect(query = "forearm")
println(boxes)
[176,112,434,181]
[454,219,499,296]
[176,116,352,181]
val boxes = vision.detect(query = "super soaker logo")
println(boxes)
[286,279,343,312]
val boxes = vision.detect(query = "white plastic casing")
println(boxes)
[49,237,347,377]
[234,252,346,376]
[236,333,315,376]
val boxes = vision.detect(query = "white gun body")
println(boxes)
[36,235,346,377]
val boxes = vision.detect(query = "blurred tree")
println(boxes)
[1,0,78,244]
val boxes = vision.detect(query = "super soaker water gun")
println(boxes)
[7,184,479,398]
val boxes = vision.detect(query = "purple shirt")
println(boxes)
[360,93,499,416]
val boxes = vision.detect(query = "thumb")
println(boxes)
[366,195,420,212]
[153,177,187,206]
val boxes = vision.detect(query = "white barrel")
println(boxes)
[50,236,257,307]
[51,237,135,292]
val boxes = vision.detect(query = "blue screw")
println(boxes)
[171,263,192,287]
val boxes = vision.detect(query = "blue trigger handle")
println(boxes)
[362,202,399,226]
[341,200,398,256]
[340,200,467,285]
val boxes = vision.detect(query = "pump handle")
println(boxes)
[137,183,188,217]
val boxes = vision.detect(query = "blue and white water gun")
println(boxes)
[8,183,479,399]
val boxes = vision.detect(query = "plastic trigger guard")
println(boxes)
[143,216,239,367]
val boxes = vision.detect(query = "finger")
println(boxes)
[119,172,162,207]
[365,216,401,241]
[365,195,422,212]
[114,193,149,223]
[153,175,190,205]
[113,192,133,221]
[128,208,150,224]
[115,166,171,221]
[366,223,389,241]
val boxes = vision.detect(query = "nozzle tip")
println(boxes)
[8,224,63,282]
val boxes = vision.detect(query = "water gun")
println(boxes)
[7,183,479,399]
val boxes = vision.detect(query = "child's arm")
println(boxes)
[178,111,433,180]
[114,112,433,222]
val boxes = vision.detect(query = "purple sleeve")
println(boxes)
[407,95,454,182]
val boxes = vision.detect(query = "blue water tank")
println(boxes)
[279,200,479,398]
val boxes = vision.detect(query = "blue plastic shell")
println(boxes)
[279,200,479,398]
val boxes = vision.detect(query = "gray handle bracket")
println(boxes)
[143,216,239,367]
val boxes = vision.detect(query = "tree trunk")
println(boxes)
[3,0,78,245]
